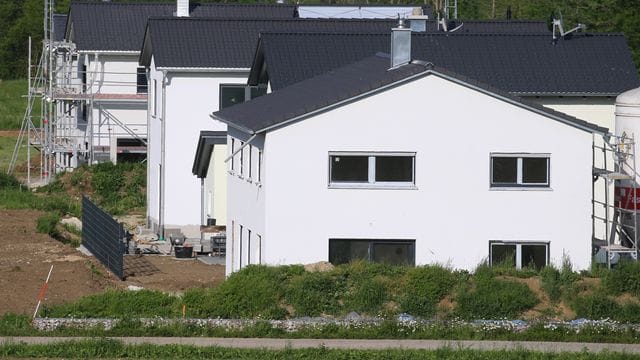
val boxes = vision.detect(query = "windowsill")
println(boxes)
[329,183,418,190]
[489,186,553,191]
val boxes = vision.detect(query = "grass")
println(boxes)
[0,135,35,174]
[4,339,640,360]
[0,79,34,130]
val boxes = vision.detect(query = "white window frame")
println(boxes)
[257,150,263,185]
[490,153,550,189]
[229,138,236,173]
[247,145,253,182]
[489,241,550,269]
[328,152,416,189]
[239,141,245,178]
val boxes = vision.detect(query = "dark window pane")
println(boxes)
[250,86,267,99]
[521,244,547,270]
[136,67,147,94]
[375,156,413,182]
[522,158,548,184]
[330,156,368,182]
[220,86,246,109]
[492,157,517,184]
[371,242,415,265]
[329,239,369,265]
[491,244,516,267]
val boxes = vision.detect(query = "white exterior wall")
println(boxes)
[227,131,266,273]
[146,64,246,238]
[204,145,228,226]
[530,96,616,241]
[147,58,162,230]
[227,75,596,274]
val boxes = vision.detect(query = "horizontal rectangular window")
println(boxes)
[489,241,549,270]
[329,239,415,266]
[491,154,549,188]
[329,152,415,188]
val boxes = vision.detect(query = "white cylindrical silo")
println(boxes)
[614,86,640,246]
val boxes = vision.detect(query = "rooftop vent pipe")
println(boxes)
[390,18,411,69]
[177,0,189,17]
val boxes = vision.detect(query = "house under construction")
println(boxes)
[9,0,148,186]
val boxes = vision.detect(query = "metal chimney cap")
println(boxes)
[396,16,408,29]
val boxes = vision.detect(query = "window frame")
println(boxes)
[136,66,147,94]
[489,240,550,270]
[328,152,416,189]
[229,138,235,173]
[490,153,550,188]
[329,238,416,266]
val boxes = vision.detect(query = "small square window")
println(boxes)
[522,158,548,184]
[491,157,517,184]
[220,85,246,110]
[375,156,413,182]
[330,156,368,182]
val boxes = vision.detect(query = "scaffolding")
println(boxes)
[593,133,640,268]
[8,0,148,185]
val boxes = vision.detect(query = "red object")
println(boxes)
[616,186,640,210]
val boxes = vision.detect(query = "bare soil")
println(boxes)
[0,209,225,316]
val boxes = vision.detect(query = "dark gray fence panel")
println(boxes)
[82,196,126,280]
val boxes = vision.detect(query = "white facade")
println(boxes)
[146,56,245,238]
[226,74,600,275]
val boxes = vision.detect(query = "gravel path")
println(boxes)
[2,337,640,353]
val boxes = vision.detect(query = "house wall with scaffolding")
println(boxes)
[592,87,640,267]
[11,1,149,185]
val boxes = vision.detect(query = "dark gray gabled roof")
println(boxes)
[249,32,640,96]
[140,18,398,68]
[53,14,67,42]
[66,1,297,51]
[193,131,227,178]
[214,54,608,135]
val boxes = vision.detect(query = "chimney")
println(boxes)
[176,0,189,17]
[408,15,429,32]
[390,18,411,69]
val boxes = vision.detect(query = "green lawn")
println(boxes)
[0,79,41,130]
[0,135,35,175]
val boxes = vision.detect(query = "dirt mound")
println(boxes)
[0,209,225,315]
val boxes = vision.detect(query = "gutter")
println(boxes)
[156,67,250,73]
[159,70,167,241]
[77,50,139,55]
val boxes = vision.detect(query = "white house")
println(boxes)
[247,30,640,244]
[140,17,409,239]
[213,42,608,274]
[54,1,299,170]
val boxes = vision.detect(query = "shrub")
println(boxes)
[603,260,640,296]
[400,265,457,317]
[540,265,562,301]
[36,211,61,238]
[343,277,387,314]
[454,276,538,320]
[42,290,180,318]
[0,173,20,189]
[571,292,619,320]
[286,271,345,317]
[198,265,287,319]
